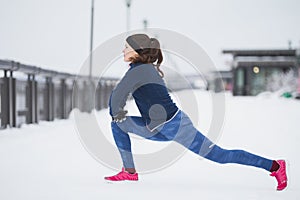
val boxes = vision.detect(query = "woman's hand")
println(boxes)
[112,110,128,122]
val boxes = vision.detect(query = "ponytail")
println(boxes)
[148,37,164,77]
[155,49,164,78]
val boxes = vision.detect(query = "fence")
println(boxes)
[0,59,117,129]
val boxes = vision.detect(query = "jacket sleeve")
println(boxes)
[109,69,140,117]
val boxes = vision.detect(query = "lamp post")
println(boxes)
[143,19,148,31]
[89,0,95,79]
[125,0,132,33]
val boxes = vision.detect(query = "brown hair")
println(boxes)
[126,34,164,77]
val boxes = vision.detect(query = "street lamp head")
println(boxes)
[126,0,132,7]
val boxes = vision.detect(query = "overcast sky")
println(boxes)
[0,0,299,75]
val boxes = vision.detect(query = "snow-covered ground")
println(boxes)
[0,90,299,200]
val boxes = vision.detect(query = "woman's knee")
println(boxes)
[111,119,130,132]
[111,121,119,131]
[111,121,128,136]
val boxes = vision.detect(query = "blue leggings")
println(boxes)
[111,110,273,171]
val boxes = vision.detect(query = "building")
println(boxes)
[223,49,300,96]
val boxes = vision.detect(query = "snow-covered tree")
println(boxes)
[266,70,298,93]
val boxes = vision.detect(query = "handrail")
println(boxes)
[0,59,119,81]
[0,59,119,129]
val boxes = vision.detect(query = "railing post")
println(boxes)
[33,75,38,123]
[95,81,102,110]
[10,71,16,127]
[60,79,67,119]
[81,80,95,112]
[99,81,105,109]
[26,74,37,124]
[26,75,32,123]
[89,80,96,111]
[44,77,54,121]
[0,70,16,128]
[103,81,109,109]
[1,71,16,128]
[103,80,114,109]
[82,81,88,112]
[71,80,79,110]
[1,71,9,128]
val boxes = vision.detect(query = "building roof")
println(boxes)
[236,61,296,68]
[223,49,296,57]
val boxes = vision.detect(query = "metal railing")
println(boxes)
[0,59,117,129]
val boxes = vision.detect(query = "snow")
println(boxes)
[0,90,300,200]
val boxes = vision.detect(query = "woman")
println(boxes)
[104,34,287,191]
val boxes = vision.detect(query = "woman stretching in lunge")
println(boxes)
[104,33,288,191]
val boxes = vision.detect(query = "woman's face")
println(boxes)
[123,42,138,62]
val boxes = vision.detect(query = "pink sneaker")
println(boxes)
[104,168,139,182]
[270,160,288,191]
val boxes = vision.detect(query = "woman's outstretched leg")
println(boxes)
[171,111,287,190]
[189,133,287,190]
[188,130,273,171]
[172,112,273,170]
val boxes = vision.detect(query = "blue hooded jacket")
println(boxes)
[109,62,178,131]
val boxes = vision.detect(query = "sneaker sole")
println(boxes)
[104,179,139,184]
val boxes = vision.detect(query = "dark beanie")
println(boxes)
[126,34,151,54]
